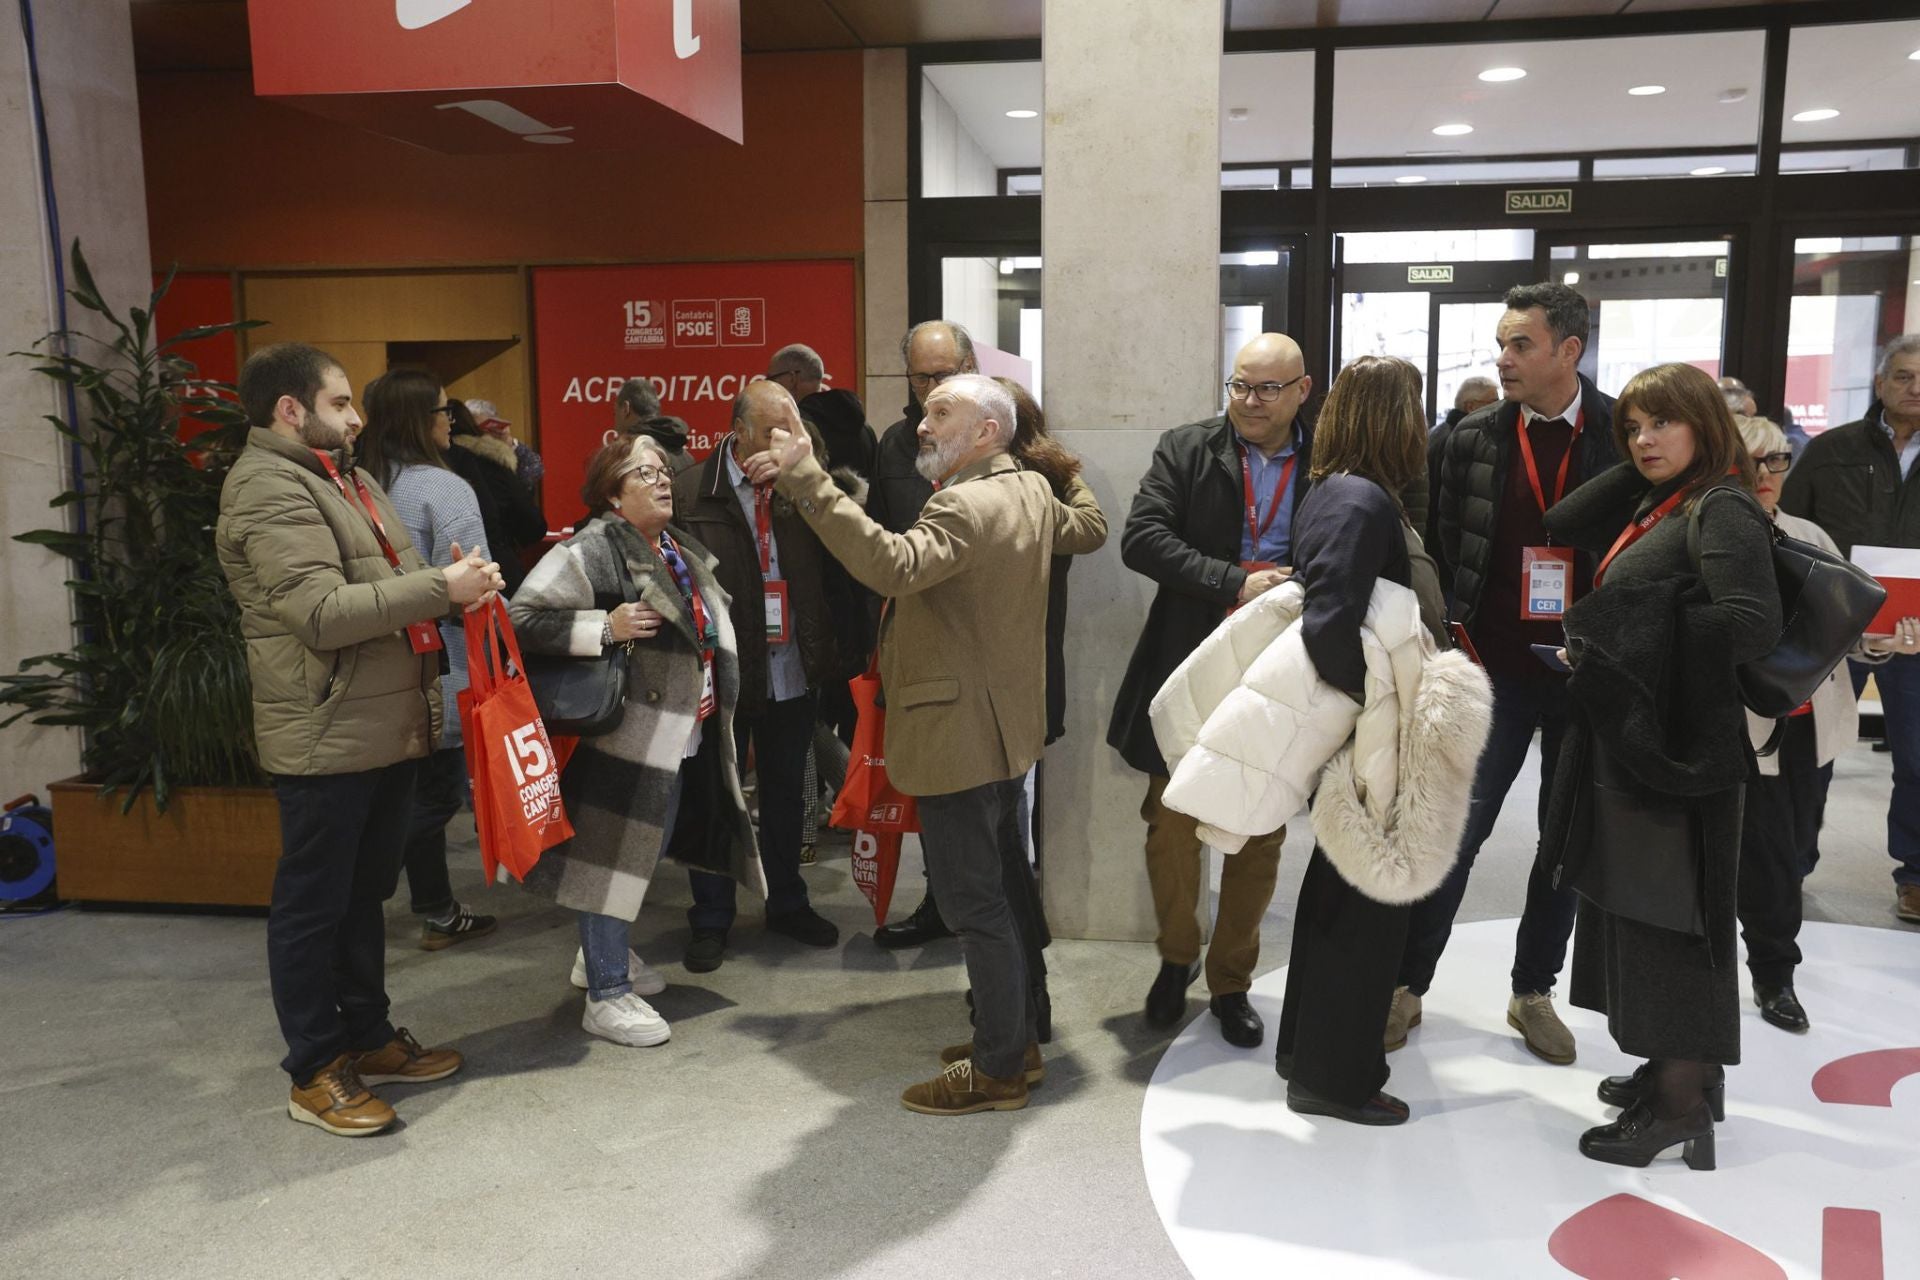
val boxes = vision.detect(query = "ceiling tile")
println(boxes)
[831,0,1042,46]
[132,1,251,73]
[740,0,862,51]
[1227,0,1321,29]
[1486,0,1617,18]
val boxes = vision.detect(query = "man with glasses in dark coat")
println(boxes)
[1108,333,1318,1050]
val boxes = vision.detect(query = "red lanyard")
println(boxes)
[1238,442,1299,549]
[313,450,404,571]
[1517,406,1584,516]
[1595,487,1689,585]
[753,485,775,576]
[652,533,711,655]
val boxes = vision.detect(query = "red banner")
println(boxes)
[248,0,742,149]
[530,260,856,521]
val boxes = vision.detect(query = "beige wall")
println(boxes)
[863,49,909,428]
[0,0,152,793]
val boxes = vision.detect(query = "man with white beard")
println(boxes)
[765,374,1107,1114]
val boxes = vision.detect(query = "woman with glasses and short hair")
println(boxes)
[509,436,762,1047]
[1729,414,1912,1035]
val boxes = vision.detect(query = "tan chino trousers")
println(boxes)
[1142,775,1285,996]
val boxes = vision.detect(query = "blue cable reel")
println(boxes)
[0,794,57,909]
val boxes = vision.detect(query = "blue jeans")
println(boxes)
[1852,654,1920,886]
[688,691,815,931]
[578,771,683,1001]
[1398,671,1578,997]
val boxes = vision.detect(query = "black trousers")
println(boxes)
[400,746,465,917]
[1276,846,1413,1107]
[269,760,420,1082]
[918,777,1036,1081]
[1737,715,1829,989]
[689,690,817,929]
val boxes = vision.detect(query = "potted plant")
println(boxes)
[0,244,274,907]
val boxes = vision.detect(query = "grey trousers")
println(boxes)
[917,776,1034,1081]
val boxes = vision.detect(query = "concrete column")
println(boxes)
[861,48,909,425]
[0,1,154,794]
[1039,0,1223,941]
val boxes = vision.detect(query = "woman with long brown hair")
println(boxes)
[1271,354,1437,1125]
[1541,361,1780,1171]
[357,369,498,950]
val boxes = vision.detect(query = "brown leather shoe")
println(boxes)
[939,1040,1045,1085]
[350,1027,462,1085]
[289,1055,394,1136]
[901,1058,1029,1115]
[1897,884,1920,924]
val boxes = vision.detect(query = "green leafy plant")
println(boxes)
[0,243,264,810]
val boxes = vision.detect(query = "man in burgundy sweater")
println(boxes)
[1408,282,1617,1066]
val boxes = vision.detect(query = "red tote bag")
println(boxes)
[830,653,919,924]
[460,597,574,882]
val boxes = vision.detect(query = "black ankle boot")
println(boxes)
[1579,1100,1715,1170]
[1597,1061,1726,1122]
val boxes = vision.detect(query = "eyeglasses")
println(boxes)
[1752,451,1792,474]
[623,464,668,486]
[907,369,962,391]
[1225,375,1307,403]
[431,404,453,417]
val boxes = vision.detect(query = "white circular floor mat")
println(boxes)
[1140,918,1920,1279]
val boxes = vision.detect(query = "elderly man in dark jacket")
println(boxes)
[1108,333,1319,1050]
[1780,333,1920,923]
[671,381,843,970]
[1403,282,1620,1068]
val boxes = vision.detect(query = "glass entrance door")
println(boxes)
[1543,237,1734,395]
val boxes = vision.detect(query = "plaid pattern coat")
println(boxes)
[508,515,764,921]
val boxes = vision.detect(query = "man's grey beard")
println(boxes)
[914,435,966,484]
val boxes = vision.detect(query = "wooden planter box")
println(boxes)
[49,778,279,908]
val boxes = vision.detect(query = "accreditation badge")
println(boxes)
[1521,546,1576,619]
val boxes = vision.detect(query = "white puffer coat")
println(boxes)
[1149,578,1494,904]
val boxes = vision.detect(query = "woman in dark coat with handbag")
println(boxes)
[510,437,762,1049]
[1541,361,1780,1171]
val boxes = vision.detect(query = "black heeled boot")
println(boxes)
[1597,1060,1726,1122]
[1579,1100,1715,1170]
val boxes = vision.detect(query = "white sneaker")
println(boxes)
[570,947,667,996]
[581,992,671,1047]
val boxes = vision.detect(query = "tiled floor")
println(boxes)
[1,737,1911,1278]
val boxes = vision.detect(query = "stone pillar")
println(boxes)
[0,1,154,794]
[1041,0,1223,939]
[862,48,909,426]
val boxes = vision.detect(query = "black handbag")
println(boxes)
[1688,486,1886,721]
[522,533,637,737]
[1559,744,1705,937]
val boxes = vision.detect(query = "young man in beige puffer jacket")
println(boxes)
[217,343,502,1138]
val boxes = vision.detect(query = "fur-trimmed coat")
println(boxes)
[1150,576,1493,904]
[508,516,764,921]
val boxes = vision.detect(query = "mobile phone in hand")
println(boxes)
[1530,642,1571,673]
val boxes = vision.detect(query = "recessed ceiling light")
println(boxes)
[1395,175,1427,184]
[1005,109,1038,119]
[1432,123,1474,137]
[1718,87,1749,104]
[1909,48,1920,61]
[1227,106,1250,122]
[1792,107,1840,122]
[1563,271,1580,286]
[1690,165,1728,176]
[1628,84,1666,96]
[1478,67,1526,83]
